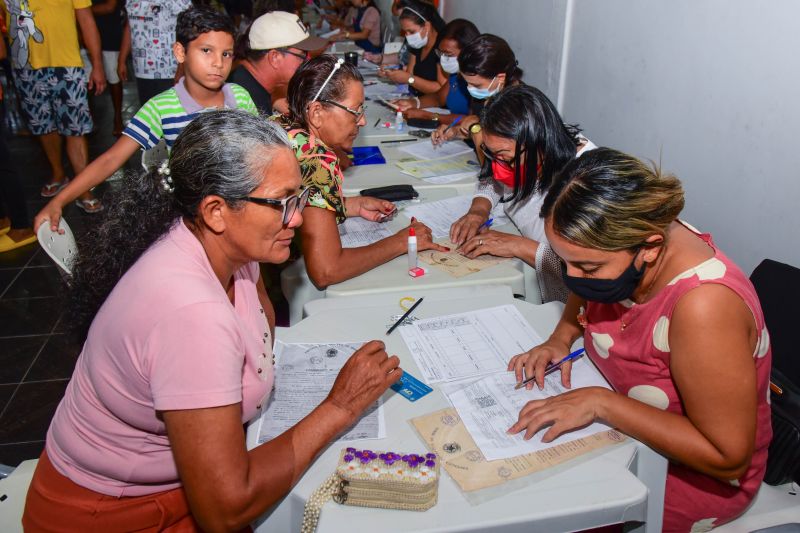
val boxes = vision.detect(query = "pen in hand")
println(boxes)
[514,348,586,390]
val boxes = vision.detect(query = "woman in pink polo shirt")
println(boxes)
[23,109,402,531]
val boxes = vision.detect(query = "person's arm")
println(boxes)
[75,7,107,95]
[449,196,492,245]
[165,339,401,532]
[300,208,443,289]
[510,284,760,481]
[460,231,538,264]
[385,67,442,94]
[91,0,117,16]
[118,19,130,82]
[34,136,141,231]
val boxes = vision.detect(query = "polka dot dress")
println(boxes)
[582,227,772,532]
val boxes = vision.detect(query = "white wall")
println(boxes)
[441,0,567,101]
[439,0,800,274]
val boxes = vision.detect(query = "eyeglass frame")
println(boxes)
[318,98,366,121]
[276,48,310,62]
[241,187,311,225]
[480,142,526,171]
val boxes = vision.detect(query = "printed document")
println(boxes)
[403,196,510,238]
[256,342,386,444]
[396,153,479,179]
[338,217,394,248]
[399,305,544,383]
[442,358,612,460]
[397,140,472,160]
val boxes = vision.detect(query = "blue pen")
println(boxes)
[443,115,464,133]
[514,347,586,389]
[479,217,494,230]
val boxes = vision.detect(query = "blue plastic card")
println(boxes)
[390,371,433,402]
[350,146,386,165]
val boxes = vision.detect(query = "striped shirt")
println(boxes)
[123,78,258,150]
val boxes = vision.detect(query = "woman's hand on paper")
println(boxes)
[459,230,524,259]
[397,219,450,253]
[431,122,458,146]
[508,339,574,390]
[326,340,402,422]
[507,387,609,442]
[449,210,488,245]
[347,195,396,221]
[392,98,417,112]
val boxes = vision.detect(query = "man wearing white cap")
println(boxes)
[230,11,327,114]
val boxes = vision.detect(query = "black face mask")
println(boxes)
[562,250,645,304]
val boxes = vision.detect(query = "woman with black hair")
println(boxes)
[379,0,445,95]
[327,0,383,53]
[22,110,402,530]
[431,33,524,148]
[450,85,596,303]
[275,55,446,289]
[392,18,479,126]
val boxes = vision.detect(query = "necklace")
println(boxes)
[620,245,667,331]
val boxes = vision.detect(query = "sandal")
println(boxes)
[0,233,38,253]
[41,179,69,198]
[75,198,104,214]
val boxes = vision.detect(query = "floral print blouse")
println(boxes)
[273,115,347,224]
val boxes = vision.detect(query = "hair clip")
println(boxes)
[311,58,345,104]
[158,160,174,193]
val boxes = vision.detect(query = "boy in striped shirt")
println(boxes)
[35,6,258,232]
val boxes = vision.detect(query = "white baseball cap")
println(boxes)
[249,11,328,51]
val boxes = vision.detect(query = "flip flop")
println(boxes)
[41,179,69,198]
[75,198,104,214]
[0,233,38,253]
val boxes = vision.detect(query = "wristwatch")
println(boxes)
[432,113,440,122]
[407,75,415,85]
[469,123,482,135]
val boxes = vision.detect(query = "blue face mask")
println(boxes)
[467,76,500,100]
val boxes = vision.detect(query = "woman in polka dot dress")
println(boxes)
[508,148,772,532]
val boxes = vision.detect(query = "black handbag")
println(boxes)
[764,368,800,485]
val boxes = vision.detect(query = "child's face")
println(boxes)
[178,31,235,91]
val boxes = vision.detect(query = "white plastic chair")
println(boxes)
[713,482,800,532]
[141,138,169,171]
[0,459,38,533]
[36,218,78,278]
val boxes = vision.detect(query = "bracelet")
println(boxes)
[413,96,420,109]
[432,113,440,122]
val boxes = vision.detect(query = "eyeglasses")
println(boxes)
[278,48,310,62]
[242,187,311,225]
[434,49,456,58]
[319,98,366,121]
[480,143,525,170]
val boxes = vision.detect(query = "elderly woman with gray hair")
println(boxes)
[22,110,402,531]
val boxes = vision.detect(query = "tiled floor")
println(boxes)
[0,78,140,467]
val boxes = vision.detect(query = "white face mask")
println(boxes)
[406,28,428,49]
[439,54,459,74]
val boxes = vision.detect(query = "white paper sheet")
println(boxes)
[338,217,394,248]
[320,28,341,39]
[397,140,472,160]
[399,305,544,383]
[396,153,480,179]
[402,195,474,238]
[256,342,386,444]
[421,171,477,184]
[442,358,612,460]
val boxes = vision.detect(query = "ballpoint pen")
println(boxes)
[381,138,418,144]
[374,117,381,127]
[386,297,424,335]
[478,217,494,231]
[443,115,464,133]
[514,347,586,389]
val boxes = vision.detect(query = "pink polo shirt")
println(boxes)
[46,219,274,497]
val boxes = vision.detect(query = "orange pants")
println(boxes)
[22,450,200,532]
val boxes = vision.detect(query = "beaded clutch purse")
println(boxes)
[301,447,441,532]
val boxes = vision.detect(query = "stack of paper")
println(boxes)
[338,217,394,248]
[396,153,480,179]
[256,342,386,444]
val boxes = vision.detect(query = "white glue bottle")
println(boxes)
[407,226,417,270]
[395,111,405,132]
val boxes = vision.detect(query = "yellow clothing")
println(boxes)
[3,0,91,70]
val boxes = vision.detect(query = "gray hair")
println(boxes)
[169,109,293,217]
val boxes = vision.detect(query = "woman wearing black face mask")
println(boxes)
[509,148,773,532]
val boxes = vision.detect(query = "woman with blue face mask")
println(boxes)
[510,148,773,533]
[378,0,445,95]
[391,18,478,126]
[431,34,523,148]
